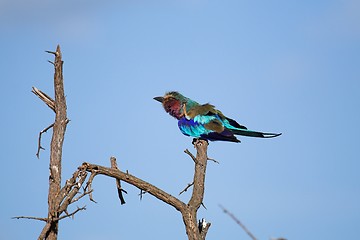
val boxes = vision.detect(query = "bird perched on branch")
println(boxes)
[154,91,281,143]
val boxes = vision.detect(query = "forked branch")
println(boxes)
[79,140,211,240]
[21,46,213,240]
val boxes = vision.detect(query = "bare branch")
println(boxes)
[188,140,208,210]
[184,149,196,162]
[71,189,93,204]
[57,171,88,215]
[84,170,98,203]
[139,189,147,201]
[45,50,58,56]
[55,169,83,206]
[179,182,194,195]
[207,157,219,164]
[110,157,126,205]
[82,162,186,212]
[183,139,211,240]
[12,216,47,222]
[32,87,55,112]
[219,204,257,240]
[201,202,207,210]
[56,206,86,221]
[36,123,54,158]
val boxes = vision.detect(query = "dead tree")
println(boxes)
[14,45,212,240]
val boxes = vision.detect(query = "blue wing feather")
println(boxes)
[178,115,240,142]
[178,117,211,138]
[177,112,279,142]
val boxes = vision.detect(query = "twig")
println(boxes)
[219,204,257,240]
[71,189,93,204]
[31,87,55,112]
[110,157,126,205]
[179,182,194,195]
[36,123,54,158]
[85,170,98,203]
[45,50,58,56]
[56,206,86,221]
[139,189,147,201]
[184,149,196,162]
[12,216,47,222]
[207,157,219,164]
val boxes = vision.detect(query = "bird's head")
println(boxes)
[154,91,193,119]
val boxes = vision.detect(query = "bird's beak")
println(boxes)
[153,96,164,103]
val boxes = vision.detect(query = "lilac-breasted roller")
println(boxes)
[154,91,281,143]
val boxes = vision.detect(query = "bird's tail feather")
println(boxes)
[231,129,282,138]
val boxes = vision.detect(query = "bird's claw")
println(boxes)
[192,138,209,146]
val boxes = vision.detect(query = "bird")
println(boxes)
[154,91,281,143]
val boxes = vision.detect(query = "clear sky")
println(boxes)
[1,1,359,239]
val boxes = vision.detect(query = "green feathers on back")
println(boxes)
[187,104,216,118]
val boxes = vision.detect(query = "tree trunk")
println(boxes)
[46,45,67,240]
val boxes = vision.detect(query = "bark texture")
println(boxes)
[46,45,68,240]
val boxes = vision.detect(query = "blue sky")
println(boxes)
[1,1,359,239]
